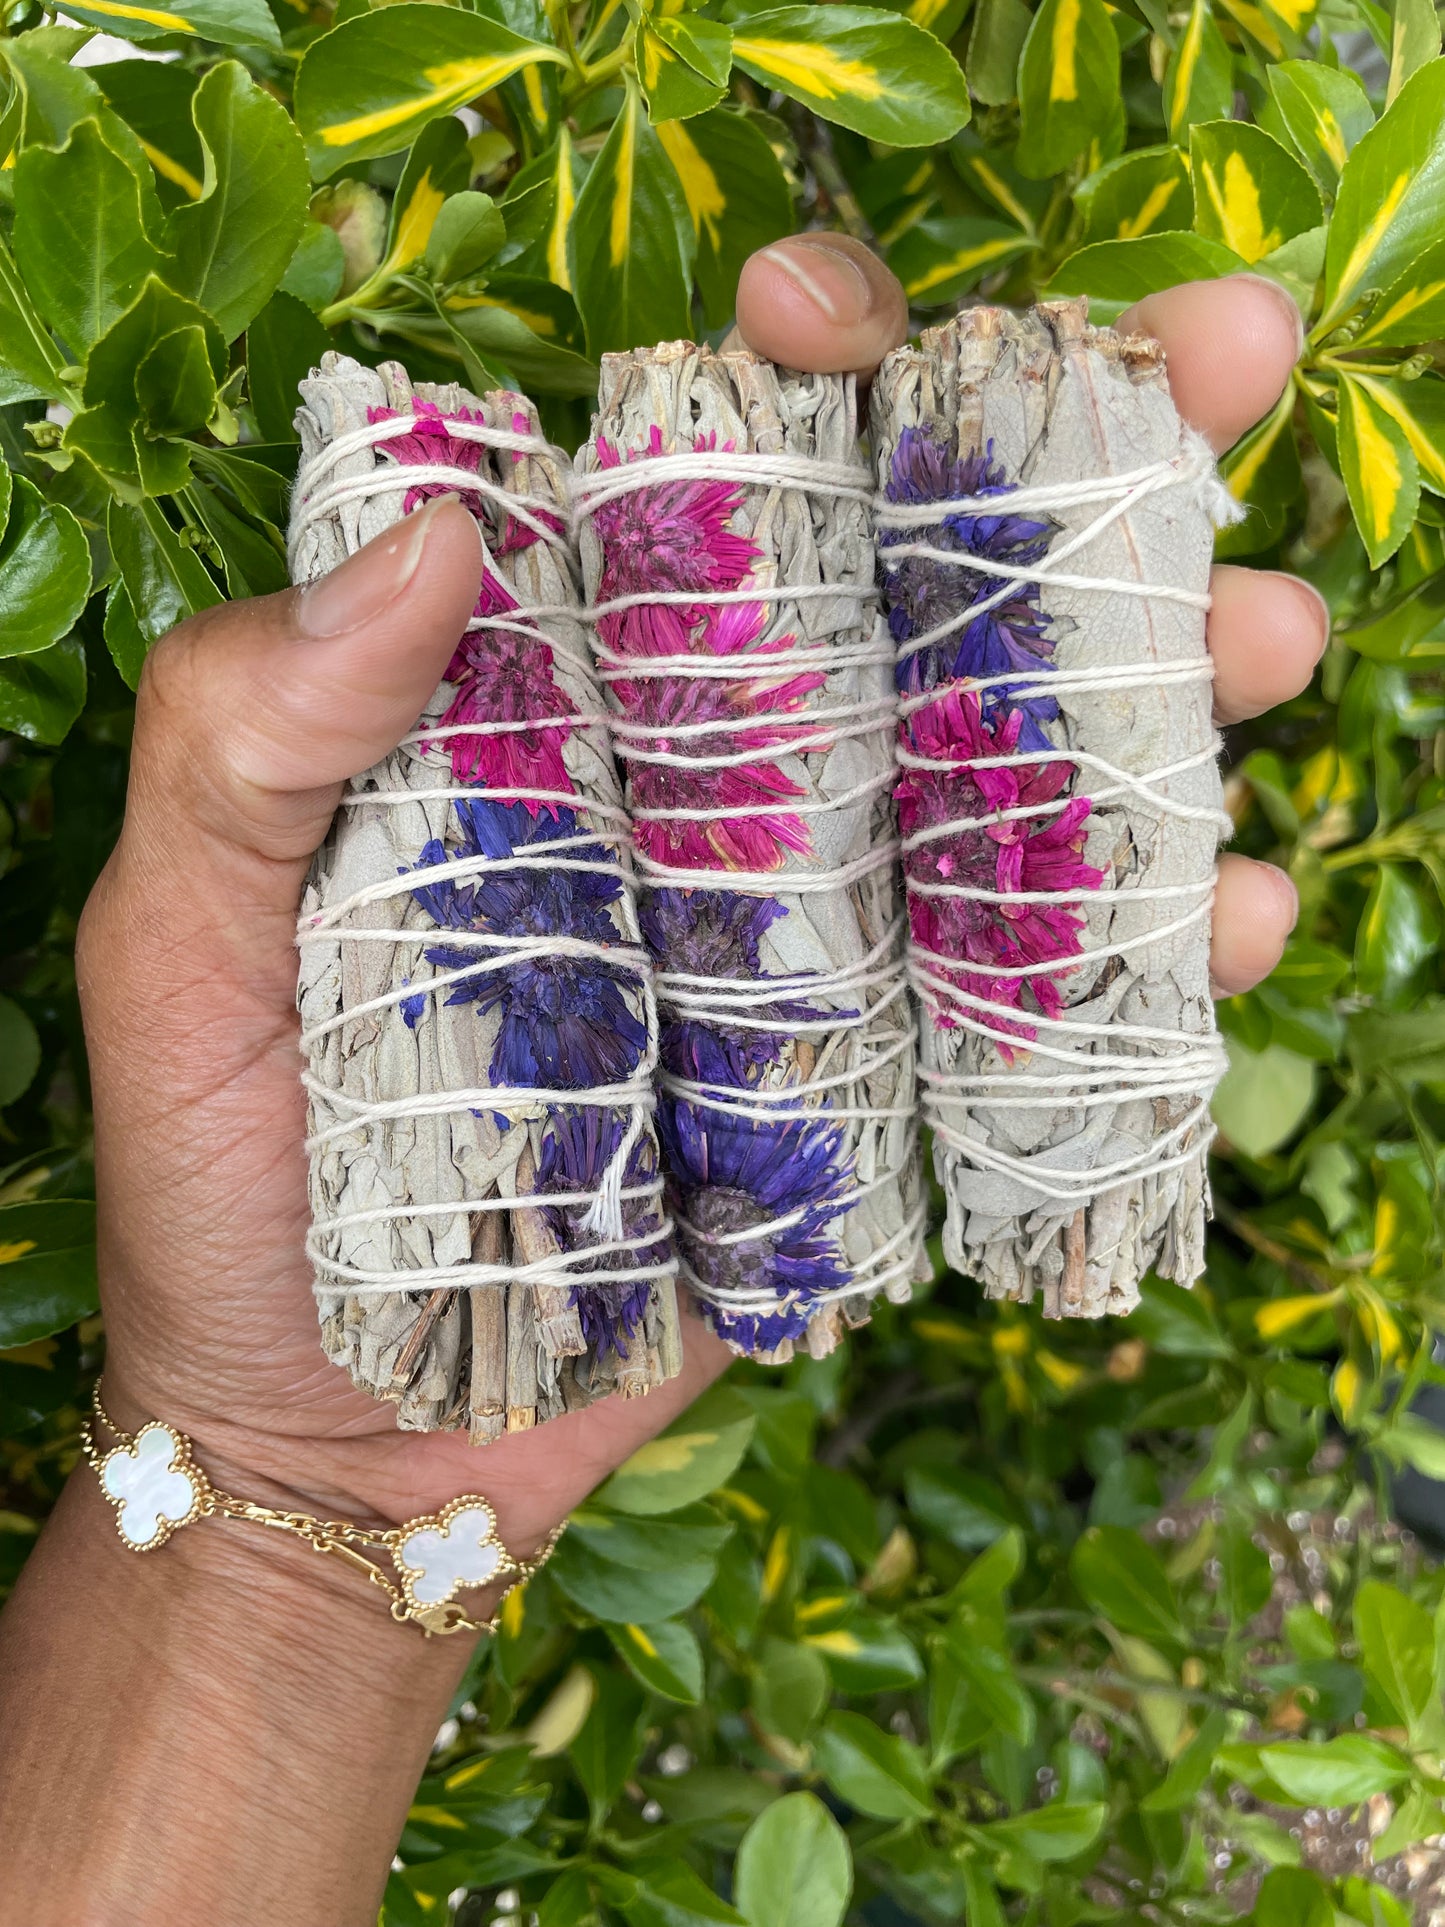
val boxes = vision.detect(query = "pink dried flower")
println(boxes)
[367,401,563,557]
[593,428,759,658]
[615,601,823,872]
[898,688,1103,1039]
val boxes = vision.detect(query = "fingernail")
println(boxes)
[298,495,453,639]
[1234,272,1307,363]
[758,239,874,327]
[1286,573,1333,659]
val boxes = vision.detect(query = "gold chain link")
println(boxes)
[82,1381,564,1637]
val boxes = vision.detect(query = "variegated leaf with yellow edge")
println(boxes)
[1164,0,1234,143]
[1190,120,1323,263]
[1320,56,1445,331]
[1336,370,1423,565]
[1267,59,1374,196]
[656,106,792,328]
[731,4,969,146]
[295,4,568,178]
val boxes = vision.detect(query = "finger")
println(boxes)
[1209,565,1330,725]
[1117,274,1304,452]
[125,497,483,877]
[727,235,910,379]
[1211,854,1299,997]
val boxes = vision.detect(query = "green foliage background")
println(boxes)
[4,0,1445,1920]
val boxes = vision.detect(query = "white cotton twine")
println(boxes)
[290,409,672,1301]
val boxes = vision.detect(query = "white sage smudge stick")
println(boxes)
[289,352,681,1435]
[870,301,1236,1316]
[573,342,927,1362]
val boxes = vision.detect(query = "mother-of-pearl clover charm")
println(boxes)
[98,1423,209,1551]
[391,1496,516,1613]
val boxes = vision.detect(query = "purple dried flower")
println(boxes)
[405,798,646,1090]
[537,1106,666,1360]
[881,429,1058,749]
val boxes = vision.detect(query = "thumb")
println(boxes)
[87,497,482,1007]
[126,495,483,869]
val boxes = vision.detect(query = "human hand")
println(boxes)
[78,243,1317,1559]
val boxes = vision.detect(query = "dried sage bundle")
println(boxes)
[290,352,681,1435]
[870,301,1233,1317]
[574,342,927,1362]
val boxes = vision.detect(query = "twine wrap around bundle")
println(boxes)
[290,354,681,1436]
[575,343,927,1361]
[871,301,1235,1316]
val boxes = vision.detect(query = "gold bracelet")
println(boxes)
[80,1381,563,1637]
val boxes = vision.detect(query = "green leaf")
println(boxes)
[380,114,474,286]
[805,1612,923,1693]
[1070,1526,1183,1642]
[889,216,1036,306]
[499,129,582,288]
[814,1712,932,1821]
[637,16,731,123]
[750,1636,830,1743]
[1354,1579,1438,1736]
[166,61,309,343]
[1048,231,1246,309]
[107,498,223,685]
[0,636,86,743]
[426,193,508,286]
[1164,0,1234,142]
[735,1793,852,1927]
[1321,57,1445,331]
[606,1620,705,1704]
[1355,862,1436,1001]
[13,117,166,361]
[906,1464,1018,1550]
[599,1386,755,1518]
[1216,381,1302,557]
[622,1859,745,1927]
[1256,1735,1410,1805]
[1268,59,1374,196]
[93,57,204,209]
[0,1200,98,1346]
[67,276,226,497]
[281,222,347,312]
[246,290,331,445]
[1254,1867,1333,1927]
[1212,1039,1317,1157]
[972,1800,1107,1862]
[570,1667,646,1818]
[1075,146,1195,245]
[568,77,693,356]
[440,281,599,399]
[55,0,280,51]
[1016,0,1120,180]
[967,0,1031,105]
[1355,241,1445,348]
[1335,370,1420,567]
[936,1624,1035,1745]
[551,1536,717,1623]
[1141,1706,1230,1812]
[0,995,41,1107]
[0,471,90,662]
[655,108,793,330]
[731,6,969,146]
[1190,121,1323,262]
[295,4,569,178]
[0,238,67,404]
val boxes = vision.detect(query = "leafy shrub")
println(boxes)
[3,2,1445,1923]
